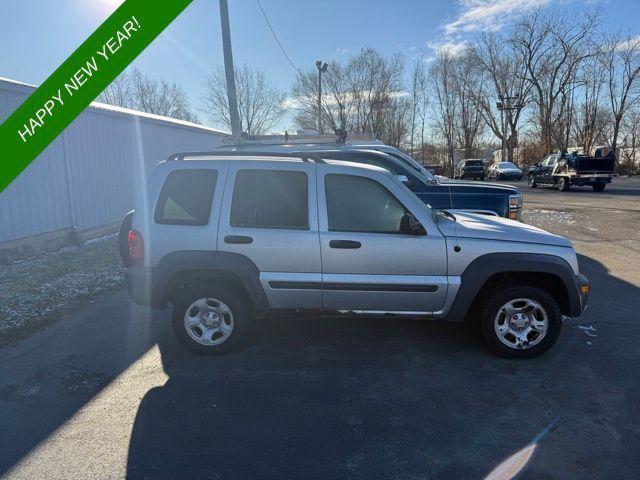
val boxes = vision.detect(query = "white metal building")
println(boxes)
[0,77,229,261]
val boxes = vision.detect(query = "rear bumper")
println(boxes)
[126,266,167,309]
[499,172,523,179]
[461,171,484,179]
[569,175,612,186]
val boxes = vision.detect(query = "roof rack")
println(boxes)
[218,131,378,148]
[165,150,324,163]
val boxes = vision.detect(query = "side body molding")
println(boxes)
[447,253,582,321]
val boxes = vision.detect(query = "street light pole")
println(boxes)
[316,60,328,134]
[219,0,241,139]
[496,94,521,163]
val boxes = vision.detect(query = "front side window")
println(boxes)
[155,169,217,226]
[325,174,407,233]
[230,169,308,229]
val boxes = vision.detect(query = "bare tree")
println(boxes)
[409,59,429,152]
[601,33,640,159]
[513,10,598,153]
[571,54,608,153]
[468,33,531,161]
[291,48,407,145]
[97,72,132,107]
[451,50,484,158]
[429,50,458,174]
[202,64,285,135]
[97,68,198,122]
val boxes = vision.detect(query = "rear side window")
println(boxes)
[325,174,407,233]
[230,169,308,229]
[155,169,217,225]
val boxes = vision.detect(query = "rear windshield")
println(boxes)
[464,160,483,166]
[154,169,217,226]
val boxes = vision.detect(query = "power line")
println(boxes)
[255,0,302,76]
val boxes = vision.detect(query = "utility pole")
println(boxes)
[219,0,241,138]
[316,60,328,134]
[496,94,521,163]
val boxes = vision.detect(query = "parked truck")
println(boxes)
[528,149,615,191]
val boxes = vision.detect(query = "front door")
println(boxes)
[317,167,448,312]
[540,155,557,183]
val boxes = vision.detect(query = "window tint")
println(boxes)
[231,169,308,229]
[155,169,217,225]
[325,174,407,233]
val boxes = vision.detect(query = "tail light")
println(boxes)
[128,229,144,265]
[509,194,523,221]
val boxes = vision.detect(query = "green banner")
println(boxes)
[0,0,193,193]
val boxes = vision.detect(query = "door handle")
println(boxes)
[224,235,253,244]
[329,239,361,249]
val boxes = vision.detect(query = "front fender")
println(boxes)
[447,253,584,321]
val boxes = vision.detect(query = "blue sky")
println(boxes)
[1,0,639,132]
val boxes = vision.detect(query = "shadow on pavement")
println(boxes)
[1,252,638,479]
[126,253,640,479]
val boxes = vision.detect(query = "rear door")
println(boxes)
[317,166,448,312]
[217,161,321,309]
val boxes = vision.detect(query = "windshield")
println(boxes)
[465,160,484,166]
[499,162,519,168]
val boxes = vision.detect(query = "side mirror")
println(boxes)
[400,213,427,235]
[394,174,409,183]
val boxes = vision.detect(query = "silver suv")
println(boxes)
[124,151,589,358]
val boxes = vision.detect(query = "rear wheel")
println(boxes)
[172,286,249,354]
[592,183,606,192]
[528,175,537,188]
[558,177,570,191]
[479,286,562,358]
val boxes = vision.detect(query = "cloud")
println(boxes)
[444,0,552,35]
[281,97,301,110]
[427,39,470,56]
[616,35,640,51]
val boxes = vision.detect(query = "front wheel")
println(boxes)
[172,286,249,355]
[592,183,606,192]
[528,175,537,188]
[480,286,562,358]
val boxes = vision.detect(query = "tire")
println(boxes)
[558,177,570,191]
[528,175,537,188]
[479,286,562,358]
[172,286,250,355]
[592,183,606,192]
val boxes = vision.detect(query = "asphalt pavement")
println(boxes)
[1,177,639,479]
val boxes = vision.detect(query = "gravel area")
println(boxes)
[0,235,125,346]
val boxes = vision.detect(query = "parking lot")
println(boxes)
[1,177,639,479]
